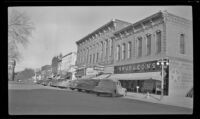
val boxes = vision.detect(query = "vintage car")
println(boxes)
[56,80,72,89]
[69,80,82,90]
[41,78,53,86]
[75,79,100,93]
[93,79,127,97]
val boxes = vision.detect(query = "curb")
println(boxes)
[124,93,193,109]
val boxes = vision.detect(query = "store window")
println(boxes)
[180,33,185,54]
[146,34,151,56]
[137,37,142,57]
[156,30,161,53]
[127,41,132,59]
[122,43,126,60]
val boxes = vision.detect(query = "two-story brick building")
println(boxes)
[75,11,193,98]
[75,19,131,77]
[110,11,193,98]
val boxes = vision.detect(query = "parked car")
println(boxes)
[75,79,100,93]
[36,79,44,84]
[56,80,72,89]
[69,80,81,90]
[41,78,52,86]
[93,79,127,97]
[50,78,65,87]
[55,79,68,88]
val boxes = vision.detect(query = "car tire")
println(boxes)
[111,90,116,97]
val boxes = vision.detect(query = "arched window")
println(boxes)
[122,43,126,60]
[137,37,142,57]
[180,33,185,54]
[117,45,120,61]
[156,30,161,53]
[127,42,132,59]
[146,34,151,55]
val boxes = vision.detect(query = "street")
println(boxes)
[8,82,193,115]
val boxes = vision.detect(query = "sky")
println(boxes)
[8,6,192,72]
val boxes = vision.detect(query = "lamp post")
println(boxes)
[156,58,169,100]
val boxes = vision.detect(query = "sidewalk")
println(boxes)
[124,92,193,109]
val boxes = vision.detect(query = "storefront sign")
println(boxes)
[86,68,98,75]
[114,60,162,74]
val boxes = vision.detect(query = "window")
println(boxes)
[93,54,95,63]
[137,37,142,57]
[156,31,161,53]
[104,39,109,58]
[180,33,185,54]
[127,42,132,59]
[117,45,120,61]
[122,43,126,60]
[146,34,151,55]
[90,54,92,63]
[101,41,103,61]
[110,38,113,57]
[96,52,99,62]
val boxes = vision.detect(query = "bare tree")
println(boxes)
[8,9,35,62]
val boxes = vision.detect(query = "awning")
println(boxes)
[79,75,96,80]
[109,72,161,81]
[92,74,112,80]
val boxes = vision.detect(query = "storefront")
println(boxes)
[111,60,169,95]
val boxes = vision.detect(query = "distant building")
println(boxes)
[60,52,77,80]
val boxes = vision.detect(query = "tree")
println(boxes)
[8,9,35,62]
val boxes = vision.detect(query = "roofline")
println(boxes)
[76,19,131,45]
[76,20,114,45]
[114,11,163,35]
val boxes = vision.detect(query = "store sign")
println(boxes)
[86,68,98,75]
[114,60,162,74]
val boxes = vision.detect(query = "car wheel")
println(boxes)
[111,90,116,97]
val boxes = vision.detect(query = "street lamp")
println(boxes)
[156,58,169,101]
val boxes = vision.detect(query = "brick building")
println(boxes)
[75,19,131,77]
[75,11,193,98]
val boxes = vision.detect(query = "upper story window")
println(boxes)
[137,37,142,57]
[96,52,99,62]
[93,54,95,64]
[122,43,126,60]
[110,38,113,57]
[105,39,109,57]
[127,41,132,59]
[156,30,161,53]
[180,33,185,54]
[117,45,120,61]
[146,34,151,56]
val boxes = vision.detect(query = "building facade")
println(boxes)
[75,19,131,77]
[60,52,77,80]
[75,11,193,98]
[112,11,193,98]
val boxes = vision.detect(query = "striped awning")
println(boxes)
[108,72,161,81]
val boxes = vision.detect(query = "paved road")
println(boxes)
[8,82,193,115]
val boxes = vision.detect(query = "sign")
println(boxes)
[86,68,98,75]
[114,60,162,74]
